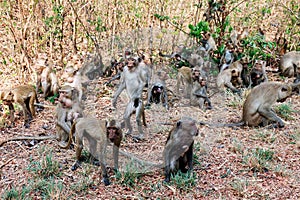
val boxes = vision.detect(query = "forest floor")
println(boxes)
[0,68,300,199]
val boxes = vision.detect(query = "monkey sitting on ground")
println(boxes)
[163,117,199,182]
[243,82,292,128]
[0,85,39,128]
[250,60,268,87]
[36,65,60,99]
[56,85,83,146]
[146,70,169,109]
[216,67,241,93]
[176,66,204,98]
[60,118,122,186]
[279,51,300,77]
[190,76,212,110]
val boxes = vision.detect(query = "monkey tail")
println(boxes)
[199,121,245,127]
[58,121,76,149]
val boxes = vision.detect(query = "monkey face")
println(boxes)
[126,58,137,70]
[107,127,122,144]
[277,85,292,102]
[192,68,201,81]
[253,60,266,71]
[150,85,164,104]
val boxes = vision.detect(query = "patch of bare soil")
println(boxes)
[1,71,300,199]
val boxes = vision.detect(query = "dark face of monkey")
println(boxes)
[191,68,201,82]
[150,85,164,104]
[107,127,119,143]
[251,70,264,87]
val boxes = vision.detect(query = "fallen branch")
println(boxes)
[0,135,56,147]
[0,156,17,169]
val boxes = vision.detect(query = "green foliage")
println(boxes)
[47,93,59,104]
[154,14,170,21]
[71,176,94,193]
[27,152,61,179]
[1,187,18,200]
[115,161,142,187]
[243,148,274,172]
[188,21,210,43]
[275,103,294,120]
[169,171,197,191]
[240,33,276,61]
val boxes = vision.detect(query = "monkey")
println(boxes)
[36,65,60,99]
[292,78,300,94]
[216,68,241,93]
[112,57,148,139]
[105,61,125,85]
[190,76,212,110]
[123,98,147,139]
[199,82,293,128]
[201,32,217,55]
[146,70,169,109]
[163,117,199,182]
[279,51,300,77]
[187,53,204,67]
[250,60,268,87]
[242,82,292,128]
[219,46,235,72]
[56,85,80,146]
[240,56,251,87]
[0,85,38,128]
[60,118,122,186]
[176,66,204,98]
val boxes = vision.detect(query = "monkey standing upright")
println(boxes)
[60,118,122,186]
[112,57,148,139]
[0,85,39,128]
[163,117,199,182]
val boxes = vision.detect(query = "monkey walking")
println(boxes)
[163,117,199,182]
[60,118,122,186]
[0,85,39,128]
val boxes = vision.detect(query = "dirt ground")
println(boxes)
[0,69,300,199]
